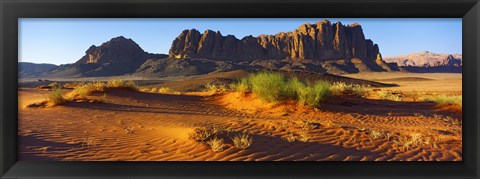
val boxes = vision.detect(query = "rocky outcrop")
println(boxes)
[169,20,384,66]
[51,36,168,77]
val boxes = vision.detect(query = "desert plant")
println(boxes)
[124,126,135,134]
[330,82,371,98]
[45,87,68,106]
[158,87,174,93]
[248,72,287,103]
[368,130,386,140]
[207,137,225,152]
[296,81,331,107]
[106,78,138,90]
[394,133,425,151]
[190,127,213,141]
[48,82,61,89]
[100,93,108,102]
[297,132,310,142]
[232,134,253,150]
[230,78,250,94]
[150,87,158,93]
[377,90,403,101]
[429,95,462,107]
[204,83,227,93]
[282,133,296,142]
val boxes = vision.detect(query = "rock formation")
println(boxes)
[52,36,167,77]
[169,20,383,65]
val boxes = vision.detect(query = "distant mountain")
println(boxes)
[19,62,58,77]
[49,36,168,77]
[383,51,461,73]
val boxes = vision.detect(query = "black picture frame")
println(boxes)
[1,0,479,178]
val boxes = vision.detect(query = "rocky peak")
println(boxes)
[168,20,384,65]
[77,36,147,64]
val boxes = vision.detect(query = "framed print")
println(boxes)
[1,0,479,178]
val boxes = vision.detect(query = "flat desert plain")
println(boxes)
[18,72,462,161]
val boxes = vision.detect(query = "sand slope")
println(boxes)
[18,88,461,161]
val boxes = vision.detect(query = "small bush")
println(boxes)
[330,82,371,98]
[45,87,68,106]
[207,137,225,152]
[232,72,332,107]
[232,134,253,150]
[230,78,250,95]
[377,90,402,101]
[296,81,331,107]
[368,130,386,140]
[158,87,174,93]
[204,83,227,93]
[190,127,213,141]
[106,78,138,90]
[48,82,61,89]
[248,72,287,103]
[429,95,462,107]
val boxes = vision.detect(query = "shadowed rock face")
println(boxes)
[169,20,382,63]
[51,36,167,77]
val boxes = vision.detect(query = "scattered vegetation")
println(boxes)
[297,132,310,142]
[190,127,214,141]
[157,87,174,93]
[67,79,138,100]
[44,86,68,106]
[204,83,227,93]
[207,137,225,152]
[282,133,297,142]
[393,133,424,151]
[423,94,462,107]
[232,134,253,150]
[230,78,249,95]
[377,90,403,101]
[124,126,135,134]
[232,72,332,107]
[106,78,138,89]
[296,81,331,107]
[330,82,371,98]
[368,130,387,140]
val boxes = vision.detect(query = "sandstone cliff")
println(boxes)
[169,20,383,65]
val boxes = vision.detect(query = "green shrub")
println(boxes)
[248,72,287,103]
[296,81,331,107]
[230,78,250,94]
[426,94,462,107]
[232,72,332,107]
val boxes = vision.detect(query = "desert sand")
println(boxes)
[18,72,462,161]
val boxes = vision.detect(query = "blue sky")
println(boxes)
[19,18,462,65]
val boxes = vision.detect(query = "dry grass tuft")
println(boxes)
[377,90,403,101]
[45,87,68,106]
[190,127,213,141]
[330,82,371,98]
[232,134,253,150]
[207,137,225,152]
